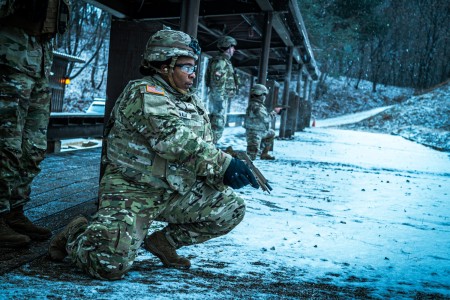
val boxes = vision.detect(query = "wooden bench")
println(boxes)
[47,113,104,153]
[226,112,246,127]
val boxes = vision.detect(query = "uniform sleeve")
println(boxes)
[210,59,228,84]
[124,90,232,185]
[250,103,266,121]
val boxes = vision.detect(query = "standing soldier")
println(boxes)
[49,29,259,280]
[205,35,239,144]
[244,84,283,161]
[0,0,70,248]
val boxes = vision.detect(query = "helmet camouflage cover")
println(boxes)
[142,29,201,63]
[217,36,237,49]
[251,84,269,96]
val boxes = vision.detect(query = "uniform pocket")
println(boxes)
[165,162,196,195]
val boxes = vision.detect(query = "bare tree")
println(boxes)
[299,0,450,89]
[57,1,111,89]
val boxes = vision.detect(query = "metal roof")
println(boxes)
[85,0,320,82]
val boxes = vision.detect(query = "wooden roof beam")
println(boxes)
[287,0,320,79]
[255,0,273,11]
[272,12,294,47]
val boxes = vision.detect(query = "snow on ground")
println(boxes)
[311,76,414,121]
[338,82,450,152]
[314,78,450,152]
[314,106,393,128]
[1,112,449,299]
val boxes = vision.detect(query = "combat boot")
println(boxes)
[48,215,88,261]
[260,147,275,160]
[260,153,275,160]
[144,231,191,270]
[5,206,52,241]
[0,217,31,248]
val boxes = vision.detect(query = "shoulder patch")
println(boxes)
[145,85,165,96]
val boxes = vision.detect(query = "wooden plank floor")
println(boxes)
[0,147,101,275]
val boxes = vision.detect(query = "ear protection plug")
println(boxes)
[163,68,168,73]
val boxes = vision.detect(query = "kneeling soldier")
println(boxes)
[244,84,282,161]
[49,29,258,280]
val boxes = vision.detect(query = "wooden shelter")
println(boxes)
[85,0,320,137]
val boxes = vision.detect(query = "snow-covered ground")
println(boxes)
[313,77,450,152]
[1,111,449,299]
[314,106,393,128]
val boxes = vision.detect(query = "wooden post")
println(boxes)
[180,0,200,38]
[265,80,280,130]
[46,141,61,153]
[180,0,201,88]
[306,79,313,127]
[302,76,310,129]
[257,12,273,85]
[285,91,299,138]
[302,74,308,100]
[279,46,294,138]
[294,65,303,132]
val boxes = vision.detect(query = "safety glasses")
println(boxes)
[175,64,197,75]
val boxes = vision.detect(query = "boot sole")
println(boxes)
[145,242,191,270]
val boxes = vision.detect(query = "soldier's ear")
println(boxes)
[161,66,169,73]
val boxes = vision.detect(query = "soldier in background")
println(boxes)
[49,29,259,280]
[0,0,70,248]
[244,84,283,161]
[205,35,239,144]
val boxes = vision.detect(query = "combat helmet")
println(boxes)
[251,84,269,96]
[217,36,237,49]
[142,29,201,64]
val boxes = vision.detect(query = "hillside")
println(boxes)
[312,77,450,152]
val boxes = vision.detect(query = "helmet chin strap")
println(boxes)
[167,57,187,95]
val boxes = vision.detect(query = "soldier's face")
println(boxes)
[254,94,266,103]
[226,46,236,57]
[172,56,196,91]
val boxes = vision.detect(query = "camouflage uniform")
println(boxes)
[244,84,276,160]
[205,36,239,144]
[64,31,246,280]
[0,0,69,214]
